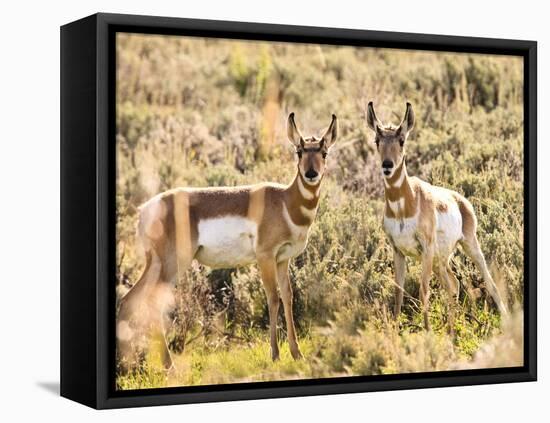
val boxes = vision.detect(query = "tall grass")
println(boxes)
[115,33,524,389]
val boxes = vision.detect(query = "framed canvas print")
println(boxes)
[60,13,537,409]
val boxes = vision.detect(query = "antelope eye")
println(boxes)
[297,151,302,159]
[322,152,327,159]
[399,137,405,147]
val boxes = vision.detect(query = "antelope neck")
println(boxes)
[383,159,416,219]
[284,170,321,226]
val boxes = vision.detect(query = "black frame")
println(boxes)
[61,12,537,409]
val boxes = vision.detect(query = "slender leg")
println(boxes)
[117,251,162,372]
[419,242,434,331]
[393,248,407,317]
[154,281,176,370]
[461,235,508,315]
[447,263,461,305]
[153,249,195,370]
[258,255,280,361]
[458,266,480,303]
[125,247,192,372]
[436,258,459,336]
[118,251,160,323]
[277,259,302,360]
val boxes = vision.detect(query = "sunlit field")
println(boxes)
[115,33,524,389]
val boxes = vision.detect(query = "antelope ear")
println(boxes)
[322,114,338,148]
[287,112,303,148]
[366,101,383,135]
[397,102,415,135]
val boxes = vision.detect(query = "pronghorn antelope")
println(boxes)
[366,102,508,331]
[117,113,338,369]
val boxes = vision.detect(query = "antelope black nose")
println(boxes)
[382,160,394,169]
[305,169,318,179]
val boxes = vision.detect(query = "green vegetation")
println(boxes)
[115,33,524,389]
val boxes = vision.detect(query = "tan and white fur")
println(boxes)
[117,113,338,370]
[366,102,507,331]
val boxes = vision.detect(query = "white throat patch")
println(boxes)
[297,176,315,200]
[391,167,405,188]
[282,202,308,234]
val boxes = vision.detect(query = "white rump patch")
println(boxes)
[139,195,167,240]
[196,216,258,269]
[116,320,134,342]
[434,201,463,257]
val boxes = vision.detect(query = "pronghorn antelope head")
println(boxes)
[367,102,415,179]
[287,112,338,185]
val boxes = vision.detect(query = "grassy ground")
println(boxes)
[115,33,524,389]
